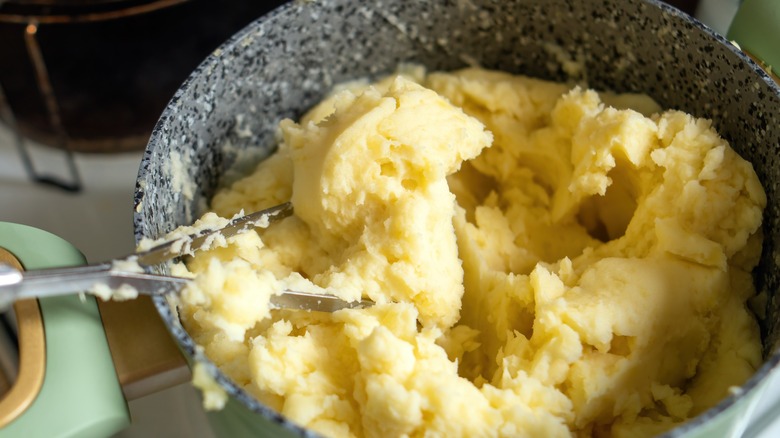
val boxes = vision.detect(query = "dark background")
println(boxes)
[0,0,702,153]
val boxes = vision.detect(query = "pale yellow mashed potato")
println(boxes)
[176,67,766,437]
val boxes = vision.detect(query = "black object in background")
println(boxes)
[0,0,288,153]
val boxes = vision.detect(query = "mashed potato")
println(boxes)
[176,67,766,437]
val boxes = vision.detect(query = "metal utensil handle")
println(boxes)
[0,262,188,308]
[0,263,23,287]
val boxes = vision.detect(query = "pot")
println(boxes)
[133,0,780,436]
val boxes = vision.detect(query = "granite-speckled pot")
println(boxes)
[134,0,780,436]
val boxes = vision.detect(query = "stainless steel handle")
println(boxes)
[0,263,188,309]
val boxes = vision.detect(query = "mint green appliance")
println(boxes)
[0,223,129,437]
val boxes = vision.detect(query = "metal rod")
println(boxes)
[0,79,30,174]
[0,0,190,25]
[0,80,47,189]
[22,21,82,192]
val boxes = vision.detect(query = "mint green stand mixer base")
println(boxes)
[0,222,129,437]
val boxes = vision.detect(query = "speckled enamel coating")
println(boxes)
[133,1,780,436]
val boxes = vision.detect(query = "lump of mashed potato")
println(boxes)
[176,67,766,437]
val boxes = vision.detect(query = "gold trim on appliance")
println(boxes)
[0,248,45,428]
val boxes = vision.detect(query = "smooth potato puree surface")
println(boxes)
[175,68,766,437]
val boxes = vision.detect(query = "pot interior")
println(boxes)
[134,0,780,435]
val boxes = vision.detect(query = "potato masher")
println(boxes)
[0,202,373,312]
